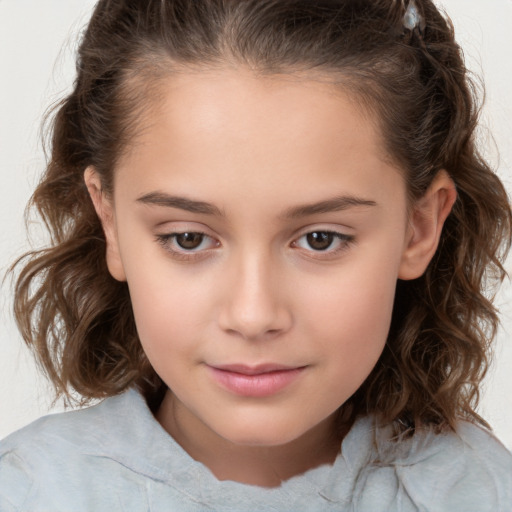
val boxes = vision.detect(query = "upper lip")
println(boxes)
[210,364,304,375]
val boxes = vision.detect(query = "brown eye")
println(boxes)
[156,231,219,259]
[293,230,354,256]
[175,232,205,250]
[306,232,335,251]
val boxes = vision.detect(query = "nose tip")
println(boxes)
[222,310,287,342]
[217,260,292,341]
[219,292,292,341]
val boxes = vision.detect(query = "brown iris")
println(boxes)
[306,232,334,251]
[175,232,204,250]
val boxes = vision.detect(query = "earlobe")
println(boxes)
[398,171,457,280]
[84,167,126,282]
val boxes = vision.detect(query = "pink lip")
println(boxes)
[207,364,306,397]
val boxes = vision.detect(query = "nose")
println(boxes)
[217,250,293,341]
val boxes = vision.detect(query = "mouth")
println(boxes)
[207,363,307,397]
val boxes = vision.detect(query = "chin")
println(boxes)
[215,417,311,448]
[228,433,296,447]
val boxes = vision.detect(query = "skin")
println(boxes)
[86,68,456,487]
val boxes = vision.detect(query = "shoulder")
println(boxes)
[1,395,112,467]
[0,389,150,511]
[357,418,512,512]
[455,420,512,474]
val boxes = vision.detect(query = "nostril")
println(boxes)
[223,326,283,342]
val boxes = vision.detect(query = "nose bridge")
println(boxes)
[218,245,291,340]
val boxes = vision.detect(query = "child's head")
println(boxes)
[15,0,511,440]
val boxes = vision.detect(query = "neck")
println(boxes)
[155,390,343,487]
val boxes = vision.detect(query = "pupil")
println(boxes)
[176,233,203,249]
[307,232,333,251]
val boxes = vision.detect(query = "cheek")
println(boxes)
[306,253,397,327]
[298,251,400,372]
[128,277,207,355]
[315,294,393,406]
[119,242,215,364]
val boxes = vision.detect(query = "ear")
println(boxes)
[84,167,126,282]
[398,170,457,280]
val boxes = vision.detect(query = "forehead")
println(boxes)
[115,67,403,206]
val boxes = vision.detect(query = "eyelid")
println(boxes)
[290,226,356,258]
[291,224,355,242]
[153,223,355,262]
[155,230,220,261]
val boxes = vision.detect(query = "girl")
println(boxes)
[1,0,511,510]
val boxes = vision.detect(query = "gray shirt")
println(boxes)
[1,388,511,511]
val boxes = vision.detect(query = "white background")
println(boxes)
[1,1,511,449]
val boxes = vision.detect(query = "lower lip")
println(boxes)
[208,367,305,397]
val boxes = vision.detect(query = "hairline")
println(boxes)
[112,55,408,192]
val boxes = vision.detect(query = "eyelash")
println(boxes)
[155,230,355,261]
[292,231,355,258]
[155,232,218,261]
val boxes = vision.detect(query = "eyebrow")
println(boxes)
[281,195,377,219]
[136,191,377,218]
[136,192,224,216]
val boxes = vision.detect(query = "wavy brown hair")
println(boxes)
[12,0,512,428]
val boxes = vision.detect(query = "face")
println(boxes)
[90,68,438,451]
